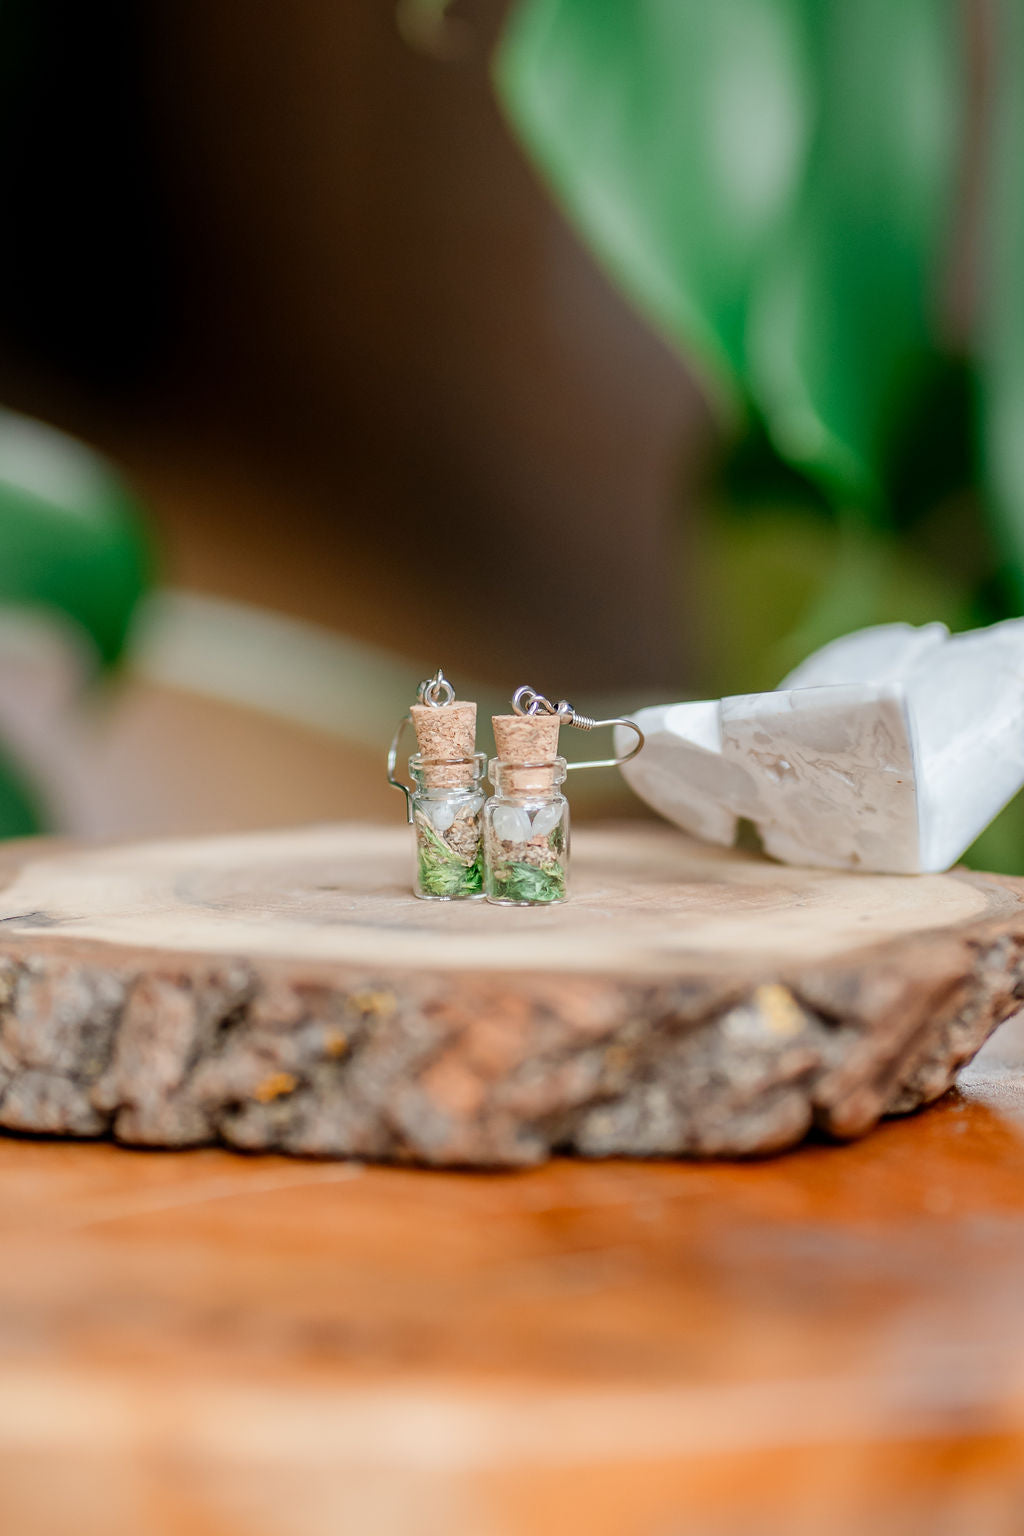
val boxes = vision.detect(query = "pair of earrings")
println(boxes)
[387,669,643,905]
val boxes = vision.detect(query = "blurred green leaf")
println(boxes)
[0,747,44,838]
[981,0,1024,606]
[773,517,972,667]
[499,0,960,505]
[700,506,971,696]
[0,410,151,838]
[748,0,962,503]
[495,0,812,410]
[713,414,833,522]
[0,409,150,670]
[885,357,977,536]
[964,793,1024,876]
[697,504,837,693]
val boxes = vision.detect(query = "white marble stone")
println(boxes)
[616,619,1024,873]
[777,621,949,690]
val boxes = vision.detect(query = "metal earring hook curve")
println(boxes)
[387,714,415,823]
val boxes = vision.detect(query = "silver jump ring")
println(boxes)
[418,667,456,708]
[512,685,572,721]
[511,684,544,716]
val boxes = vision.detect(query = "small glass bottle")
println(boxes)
[410,750,487,901]
[483,756,569,905]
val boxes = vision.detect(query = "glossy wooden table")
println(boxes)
[1,1017,1023,1535]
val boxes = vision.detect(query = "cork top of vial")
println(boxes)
[410,699,477,788]
[492,711,561,795]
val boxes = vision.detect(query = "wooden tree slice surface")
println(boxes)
[0,822,1020,1163]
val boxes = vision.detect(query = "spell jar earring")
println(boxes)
[483,687,644,906]
[387,669,486,900]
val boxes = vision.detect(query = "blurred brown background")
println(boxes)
[0,0,708,836]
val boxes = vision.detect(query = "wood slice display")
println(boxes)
[0,823,1019,1164]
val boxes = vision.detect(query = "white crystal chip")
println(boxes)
[616,619,1024,874]
[529,804,562,838]
[425,801,456,833]
[491,805,533,843]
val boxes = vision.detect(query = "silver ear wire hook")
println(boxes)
[388,667,457,821]
[510,685,644,770]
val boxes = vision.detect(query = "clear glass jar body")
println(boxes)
[410,752,486,901]
[483,758,569,905]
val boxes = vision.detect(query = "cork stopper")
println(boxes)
[410,700,477,788]
[492,712,561,795]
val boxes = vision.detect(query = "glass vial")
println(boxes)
[483,756,569,905]
[410,750,486,900]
